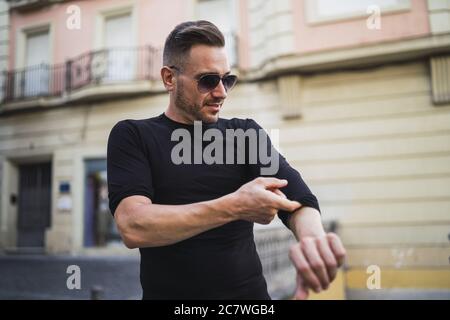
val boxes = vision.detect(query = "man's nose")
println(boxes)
[211,80,227,99]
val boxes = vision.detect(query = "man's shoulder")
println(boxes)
[111,115,163,132]
[108,116,165,146]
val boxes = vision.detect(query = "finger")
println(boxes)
[266,191,301,212]
[294,272,309,300]
[289,243,322,293]
[327,233,346,267]
[270,188,287,199]
[257,177,288,189]
[317,237,338,282]
[302,239,330,291]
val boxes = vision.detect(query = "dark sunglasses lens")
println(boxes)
[223,75,237,91]
[198,75,221,92]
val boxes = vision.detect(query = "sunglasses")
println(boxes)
[169,66,238,93]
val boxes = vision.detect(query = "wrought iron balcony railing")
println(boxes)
[7,0,68,12]
[2,46,162,103]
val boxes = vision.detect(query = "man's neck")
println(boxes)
[165,106,194,125]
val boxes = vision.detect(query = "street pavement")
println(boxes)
[0,254,141,300]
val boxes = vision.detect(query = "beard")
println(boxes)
[175,86,204,122]
[174,81,221,124]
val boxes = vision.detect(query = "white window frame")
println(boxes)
[93,2,137,82]
[15,23,53,98]
[94,2,137,50]
[194,0,239,67]
[305,0,412,26]
[16,22,53,69]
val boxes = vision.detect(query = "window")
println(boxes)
[23,28,50,97]
[306,0,411,24]
[196,0,238,67]
[102,11,135,81]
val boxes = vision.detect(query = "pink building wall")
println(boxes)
[9,0,190,69]
[9,0,432,71]
[237,0,250,70]
[292,0,430,54]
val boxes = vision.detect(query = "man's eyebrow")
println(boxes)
[195,70,231,78]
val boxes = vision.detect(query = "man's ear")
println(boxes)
[161,67,176,92]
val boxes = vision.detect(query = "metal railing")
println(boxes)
[8,0,74,12]
[254,227,297,299]
[2,46,162,103]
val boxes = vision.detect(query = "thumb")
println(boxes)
[294,273,309,300]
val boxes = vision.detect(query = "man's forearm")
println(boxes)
[116,177,300,249]
[288,206,325,240]
[117,194,236,248]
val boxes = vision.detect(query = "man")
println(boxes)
[107,20,346,300]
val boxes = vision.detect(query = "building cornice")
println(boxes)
[242,33,450,80]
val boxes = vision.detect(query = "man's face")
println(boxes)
[173,45,230,124]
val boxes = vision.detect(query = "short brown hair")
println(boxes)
[163,20,225,69]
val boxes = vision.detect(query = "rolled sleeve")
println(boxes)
[245,119,320,228]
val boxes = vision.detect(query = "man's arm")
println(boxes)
[115,194,233,248]
[288,206,326,240]
[287,207,346,300]
[115,177,300,248]
[243,118,346,298]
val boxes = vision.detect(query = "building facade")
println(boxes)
[1,0,450,299]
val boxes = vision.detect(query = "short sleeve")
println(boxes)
[245,119,321,228]
[107,120,154,215]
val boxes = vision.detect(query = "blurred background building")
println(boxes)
[0,0,449,299]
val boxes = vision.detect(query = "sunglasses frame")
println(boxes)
[168,65,238,93]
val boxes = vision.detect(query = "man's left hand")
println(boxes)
[289,232,346,300]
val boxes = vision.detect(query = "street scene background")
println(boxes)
[0,0,449,299]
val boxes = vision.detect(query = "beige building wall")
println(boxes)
[0,91,169,253]
[222,59,450,297]
[1,57,449,296]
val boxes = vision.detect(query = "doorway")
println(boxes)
[84,159,119,247]
[17,162,52,248]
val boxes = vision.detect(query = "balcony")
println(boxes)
[0,46,163,113]
[7,0,67,12]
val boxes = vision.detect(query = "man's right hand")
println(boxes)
[229,177,301,224]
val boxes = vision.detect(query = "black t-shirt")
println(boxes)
[107,113,320,299]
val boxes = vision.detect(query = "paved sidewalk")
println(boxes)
[0,254,141,300]
[0,251,295,300]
